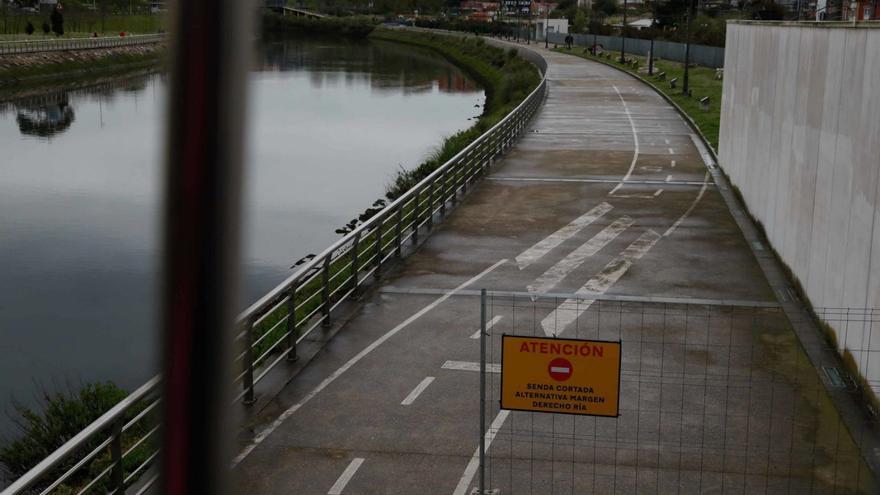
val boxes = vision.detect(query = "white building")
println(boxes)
[536,17,568,40]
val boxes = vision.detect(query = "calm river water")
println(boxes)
[0,37,483,434]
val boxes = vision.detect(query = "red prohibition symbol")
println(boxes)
[548,357,573,382]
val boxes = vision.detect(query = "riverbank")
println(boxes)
[369,28,541,199]
[0,42,164,96]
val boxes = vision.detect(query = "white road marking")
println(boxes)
[232,259,508,466]
[441,360,501,373]
[527,216,633,295]
[514,202,612,269]
[665,175,673,183]
[664,138,670,145]
[469,315,503,339]
[653,189,664,197]
[667,147,675,155]
[452,410,511,495]
[608,85,639,196]
[663,171,710,237]
[328,458,364,495]
[540,230,661,336]
[401,377,435,406]
[670,160,677,168]
[488,177,710,186]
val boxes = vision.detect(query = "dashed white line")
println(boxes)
[515,202,612,269]
[328,458,364,495]
[664,138,670,145]
[441,360,501,373]
[608,85,639,196]
[670,160,677,168]
[469,315,503,339]
[527,216,634,295]
[540,230,662,336]
[401,377,435,405]
[653,189,664,197]
[667,147,675,155]
[232,259,508,466]
[452,410,511,495]
[665,175,673,183]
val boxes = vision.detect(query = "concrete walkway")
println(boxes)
[231,44,875,494]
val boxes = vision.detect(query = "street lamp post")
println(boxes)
[544,4,549,48]
[682,0,694,95]
[648,0,657,75]
[620,0,627,62]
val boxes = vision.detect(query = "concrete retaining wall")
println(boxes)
[719,21,880,386]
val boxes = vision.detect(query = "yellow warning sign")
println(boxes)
[500,335,621,417]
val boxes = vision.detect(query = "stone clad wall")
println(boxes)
[719,21,880,385]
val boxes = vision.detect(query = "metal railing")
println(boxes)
[1,39,547,495]
[0,33,165,56]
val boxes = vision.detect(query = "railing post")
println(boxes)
[440,170,447,217]
[427,179,435,229]
[375,217,384,278]
[412,188,420,245]
[321,254,332,328]
[395,206,403,258]
[242,318,256,404]
[351,232,361,299]
[110,417,124,494]
[286,288,298,362]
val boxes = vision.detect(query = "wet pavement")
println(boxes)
[231,43,876,494]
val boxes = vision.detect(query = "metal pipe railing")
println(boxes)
[0,37,548,495]
[0,33,165,55]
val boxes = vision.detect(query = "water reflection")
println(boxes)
[258,37,479,94]
[14,95,76,138]
[0,37,483,436]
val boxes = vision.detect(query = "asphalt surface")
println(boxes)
[231,43,875,494]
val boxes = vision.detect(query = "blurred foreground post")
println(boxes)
[159,0,254,493]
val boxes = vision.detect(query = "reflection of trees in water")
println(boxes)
[258,37,480,94]
[16,99,76,138]
[1,72,163,139]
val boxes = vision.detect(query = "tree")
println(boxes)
[50,5,63,36]
[592,0,618,19]
[573,8,587,32]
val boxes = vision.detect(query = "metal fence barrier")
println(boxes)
[0,33,165,56]
[547,31,725,68]
[0,38,548,495]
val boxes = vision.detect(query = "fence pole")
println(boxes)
[242,318,256,404]
[286,288,298,362]
[479,288,487,494]
[395,206,403,257]
[375,216,384,278]
[110,417,124,494]
[322,255,332,327]
[351,232,361,299]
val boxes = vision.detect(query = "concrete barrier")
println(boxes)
[719,21,880,388]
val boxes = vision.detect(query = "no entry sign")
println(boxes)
[500,335,621,417]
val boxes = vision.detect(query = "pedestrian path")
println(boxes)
[231,42,876,494]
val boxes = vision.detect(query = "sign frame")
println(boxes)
[499,334,622,418]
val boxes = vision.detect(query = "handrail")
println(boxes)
[0,35,547,495]
[2,377,161,494]
[0,33,165,55]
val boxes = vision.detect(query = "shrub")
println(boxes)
[25,21,35,35]
[41,21,50,34]
[0,382,127,482]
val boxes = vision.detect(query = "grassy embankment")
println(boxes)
[555,46,722,151]
[0,14,167,88]
[246,27,541,368]
[0,14,165,39]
